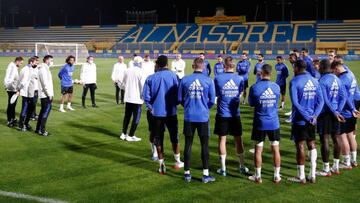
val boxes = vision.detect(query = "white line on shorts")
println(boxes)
[0,190,68,203]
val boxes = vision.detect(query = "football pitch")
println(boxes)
[1,56,360,202]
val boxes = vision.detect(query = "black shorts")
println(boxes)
[183,121,209,137]
[280,84,286,95]
[244,80,249,89]
[61,86,73,95]
[251,128,280,142]
[153,116,178,146]
[340,117,357,134]
[317,112,340,136]
[147,111,154,132]
[214,115,242,136]
[355,100,360,111]
[291,123,316,142]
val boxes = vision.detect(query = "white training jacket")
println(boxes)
[123,65,145,104]
[80,62,97,84]
[38,63,54,99]
[142,60,155,79]
[171,59,186,79]
[111,62,127,89]
[3,62,19,92]
[18,65,37,98]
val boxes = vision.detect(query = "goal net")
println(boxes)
[35,43,89,66]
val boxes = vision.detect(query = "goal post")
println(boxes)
[35,42,89,66]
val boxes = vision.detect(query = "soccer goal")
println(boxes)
[35,43,89,66]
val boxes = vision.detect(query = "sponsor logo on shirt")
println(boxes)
[189,79,204,99]
[303,79,317,99]
[260,87,277,107]
[350,79,357,95]
[329,79,339,98]
[222,79,239,97]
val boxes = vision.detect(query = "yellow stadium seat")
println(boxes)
[315,50,326,54]
[266,50,272,55]
[355,51,360,55]
[95,50,103,54]
[107,50,113,54]
[254,50,261,54]
[277,50,285,54]
[164,50,169,54]
[134,50,140,54]
[231,50,237,54]
[125,50,131,54]
[144,50,150,54]
[337,50,348,55]
[154,50,159,54]
[116,50,122,54]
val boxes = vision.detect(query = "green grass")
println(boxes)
[0,56,360,202]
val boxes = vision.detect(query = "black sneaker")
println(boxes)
[82,105,86,109]
[92,104,99,108]
[25,125,32,131]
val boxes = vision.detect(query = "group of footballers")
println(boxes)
[3,48,359,184]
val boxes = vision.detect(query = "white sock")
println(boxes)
[152,144,158,157]
[174,153,181,163]
[351,151,357,163]
[309,149,317,178]
[333,159,340,169]
[184,170,190,175]
[67,102,71,107]
[323,162,330,172]
[274,167,280,178]
[203,169,209,176]
[344,154,351,166]
[237,153,245,168]
[281,102,285,108]
[60,104,64,109]
[220,154,226,171]
[298,165,305,180]
[159,159,164,167]
[255,167,261,178]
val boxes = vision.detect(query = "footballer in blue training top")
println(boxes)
[275,56,289,110]
[214,56,249,177]
[178,57,216,183]
[288,59,324,184]
[236,52,251,104]
[248,63,281,184]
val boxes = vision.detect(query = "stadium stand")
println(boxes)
[1,20,360,57]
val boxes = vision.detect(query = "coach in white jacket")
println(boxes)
[111,55,127,104]
[35,55,54,136]
[18,56,39,131]
[171,53,186,80]
[3,57,24,127]
[80,56,97,108]
[120,56,145,142]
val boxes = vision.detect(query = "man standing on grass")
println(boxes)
[111,55,127,105]
[171,53,186,81]
[199,53,211,77]
[214,56,249,177]
[236,52,251,104]
[143,55,184,174]
[316,59,346,176]
[253,54,265,83]
[120,56,144,142]
[18,56,39,131]
[288,60,324,184]
[35,55,54,136]
[275,56,289,110]
[248,64,281,184]
[213,55,225,76]
[178,57,216,183]
[58,55,76,112]
[81,56,98,108]
[333,61,360,169]
[4,57,23,127]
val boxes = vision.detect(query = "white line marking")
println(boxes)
[0,190,68,203]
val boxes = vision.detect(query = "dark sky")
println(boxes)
[0,0,358,26]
